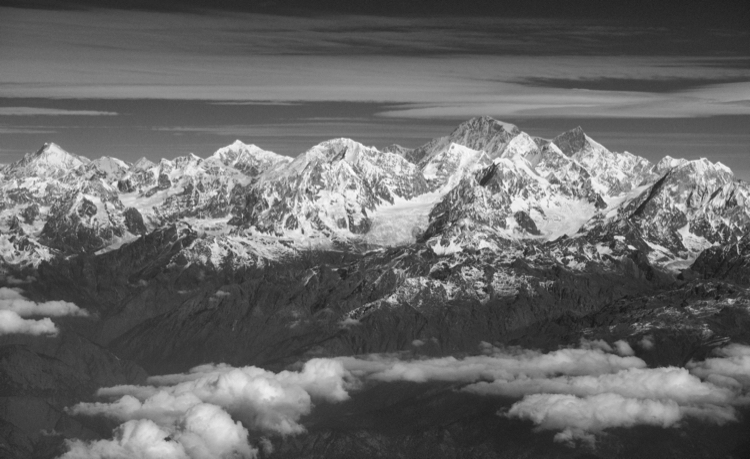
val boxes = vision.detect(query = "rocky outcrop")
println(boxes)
[0,329,146,458]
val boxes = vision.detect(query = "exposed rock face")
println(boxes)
[21,204,39,225]
[689,235,750,286]
[552,125,588,156]
[415,116,520,166]
[0,330,147,459]
[122,207,147,235]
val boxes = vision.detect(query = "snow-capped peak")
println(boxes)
[210,140,290,176]
[90,156,130,175]
[41,142,66,156]
[412,117,521,175]
[551,126,587,157]
[35,142,89,167]
[656,156,734,180]
[213,140,259,157]
[298,138,374,166]
[446,116,520,158]
[2,142,90,179]
[715,161,733,175]
[550,128,655,196]
[229,139,248,149]
[132,157,156,170]
[500,132,539,162]
[455,116,518,135]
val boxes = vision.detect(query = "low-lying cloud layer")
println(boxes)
[0,287,89,336]
[339,340,750,444]
[64,341,750,456]
[338,342,645,383]
[688,344,750,388]
[65,359,351,458]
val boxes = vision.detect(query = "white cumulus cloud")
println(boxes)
[62,405,255,459]
[465,366,735,406]
[64,358,352,458]
[638,335,655,350]
[0,287,89,317]
[688,344,750,389]
[507,393,683,445]
[613,340,635,356]
[0,310,58,336]
[338,341,750,444]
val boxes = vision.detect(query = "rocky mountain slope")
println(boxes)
[1,117,750,458]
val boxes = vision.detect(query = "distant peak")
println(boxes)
[314,137,369,153]
[322,137,360,145]
[133,157,156,169]
[552,126,588,156]
[456,116,518,134]
[304,138,373,165]
[37,142,66,155]
[213,140,265,158]
[34,141,88,163]
[560,126,586,139]
[656,156,735,179]
[224,139,257,150]
[383,144,407,153]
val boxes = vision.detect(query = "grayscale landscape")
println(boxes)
[1,1,749,458]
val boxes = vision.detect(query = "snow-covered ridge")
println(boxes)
[1,118,747,269]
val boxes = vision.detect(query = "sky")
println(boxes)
[1,0,749,177]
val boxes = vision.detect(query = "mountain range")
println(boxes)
[1,117,750,458]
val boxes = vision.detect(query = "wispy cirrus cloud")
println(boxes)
[0,107,117,116]
[1,6,749,121]
[1,5,749,175]
[517,76,750,93]
[0,126,56,134]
